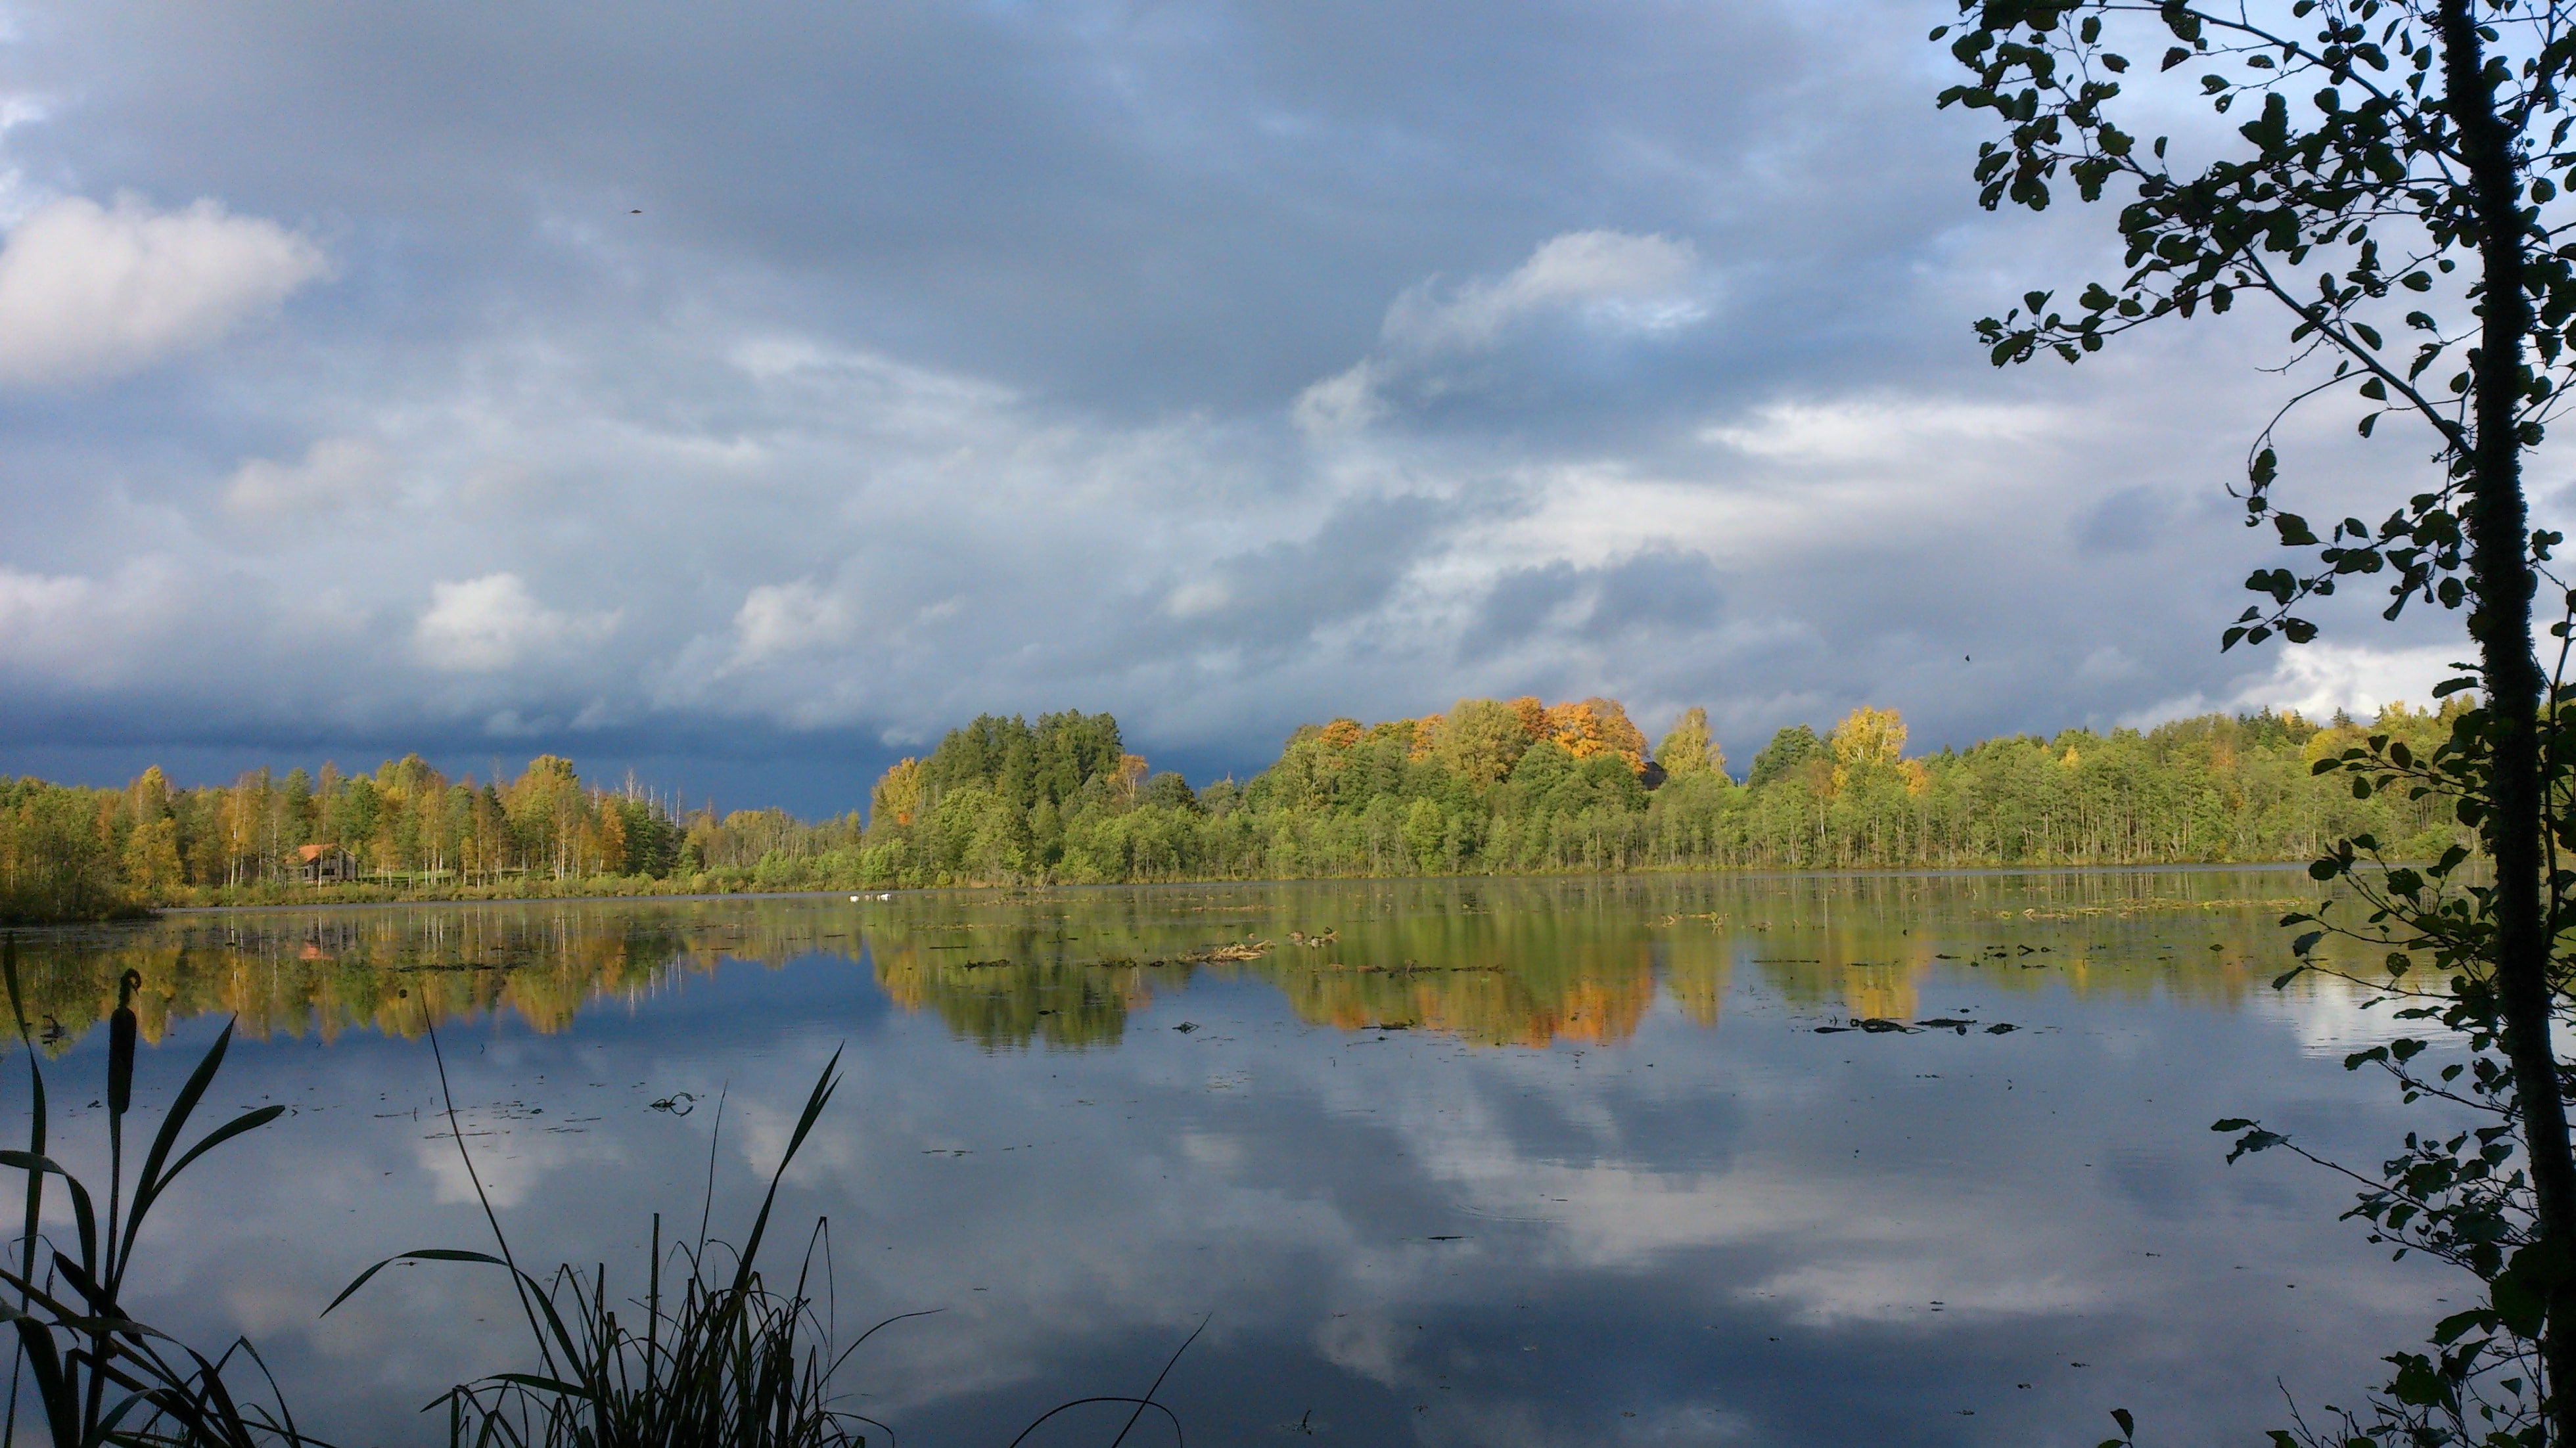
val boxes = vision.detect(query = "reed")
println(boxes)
[0,937,304,1448]
[335,1015,1195,1448]
[330,1013,920,1448]
[0,941,1193,1447]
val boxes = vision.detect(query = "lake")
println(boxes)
[1,869,2454,1445]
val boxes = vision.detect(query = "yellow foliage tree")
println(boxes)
[122,817,181,894]
[1656,706,1722,778]
[1828,706,1908,792]
[871,758,925,828]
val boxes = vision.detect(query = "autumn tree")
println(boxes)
[1827,706,1909,793]
[871,758,925,828]
[1546,698,1651,771]
[1656,707,1724,779]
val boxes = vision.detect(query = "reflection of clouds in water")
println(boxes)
[1312,1311,1411,1388]
[2274,980,2426,1056]
[1316,1060,2114,1325]
[404,1099,643,1210]
[1178,1130,1245,1169]
[18,882,2462,1445]
[1425,1397,1755,1448]
[411,1129,536,1210]
[1747,1257,2095,1329]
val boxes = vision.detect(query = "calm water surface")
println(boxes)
[7,871,2458,1445]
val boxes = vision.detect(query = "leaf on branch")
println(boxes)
[2226,1128,2286,1162]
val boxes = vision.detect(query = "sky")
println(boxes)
[0,0,2513,815]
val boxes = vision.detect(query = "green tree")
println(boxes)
[1747,725,1822,788]
[1940,0,2576,1435]
[1437,698,1534,786]
[1403,797,1446,871]
[1143,771,1201,813]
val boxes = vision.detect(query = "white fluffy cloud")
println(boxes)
[415,574,619,673]
[2121,641,2468,731]
[729,579,856,667]
[0,193,326,386]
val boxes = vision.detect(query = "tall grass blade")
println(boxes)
[730,1047,842,1296]
[4,935,47,1448]
[325,1249,519,1316]
[0,1153,96,1273]
[129,1102,288,1233]
[0,945,296,1448]
[119,1018,242,1286]
[1108,1314,1207,1448]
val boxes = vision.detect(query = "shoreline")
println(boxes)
[98,857,2321,919]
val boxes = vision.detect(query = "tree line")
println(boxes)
[0,694,2468,920]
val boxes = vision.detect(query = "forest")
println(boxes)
[0,694,2468,921]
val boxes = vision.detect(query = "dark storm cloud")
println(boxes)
[0,1,1871,411]
[0,0,2474,809]
[1461,546,1724,658]
[1591,548,1726,635]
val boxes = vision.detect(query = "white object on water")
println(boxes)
[850,895,861,902]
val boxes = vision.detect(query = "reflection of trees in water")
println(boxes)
[870,943,1163,1051]
[869,872,2339,1047]
[1,871,2337,1055]
[3,902,857,1052]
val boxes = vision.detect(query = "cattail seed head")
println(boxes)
[108,969,139,1115]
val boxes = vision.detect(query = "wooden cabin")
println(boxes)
[295,844,361,885]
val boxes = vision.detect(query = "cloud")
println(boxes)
[414,574,619,673]
[0,193,326,385]
[2245,641,2467,717]
[2118,641,2467,730]
[1290,359,1385,435]
[1702,396,2058,467]
[0,560,207,684]
[729,579,855,666]
[0,0,2498,809]
[1382,230,1704,353]
[1297,230,1709,436]
[1461,547,1725,657]
[0,565,87,634]
[225,437,392,514]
